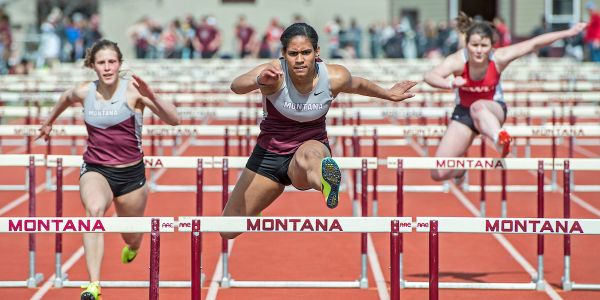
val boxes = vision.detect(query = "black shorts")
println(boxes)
[246,143,331,186]
[80,160,146,197]
[451,102,507,134]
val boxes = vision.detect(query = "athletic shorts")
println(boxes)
[246,143,331,186]
[451,102,507,134]
[80,160,146,197]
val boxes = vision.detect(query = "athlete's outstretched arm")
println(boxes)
[230,61,282,95]
[330,64,416,102]
[495,23,587,70]
[423,51,465,90]
[36,83,86,141]
[133,74,180,126]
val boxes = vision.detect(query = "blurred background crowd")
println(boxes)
[1,0,600,76]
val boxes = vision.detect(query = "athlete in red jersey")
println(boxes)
[424,12,586,182]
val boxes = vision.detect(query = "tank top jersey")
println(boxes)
[82,78,144,165]
[257,58,333,155]
[455,49,504,107]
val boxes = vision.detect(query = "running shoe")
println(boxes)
[121,245,138,264]
[80,281,101,300]
[320,157,341,209]
[497,130,511,158]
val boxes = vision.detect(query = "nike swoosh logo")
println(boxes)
[313,91,325,96]
[110,101,118,104]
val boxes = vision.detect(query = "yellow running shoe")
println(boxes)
[320,157,341,209]
[80,281,101,300]
[121,245,138,264]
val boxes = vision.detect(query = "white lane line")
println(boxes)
[368,234,390,300]
[205,240,234,300]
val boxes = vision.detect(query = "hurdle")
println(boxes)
[388,157,556,217]
[212,156,379,289]
[388,157,551,291]
[416,217,600,299]
[45,156,207,289]
[559,159,600,291]
[0,155,45,288]
[0,217,172,298]
[178,216,410,299]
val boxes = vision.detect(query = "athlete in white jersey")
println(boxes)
[37,40,179,300]
[223,23,417,239]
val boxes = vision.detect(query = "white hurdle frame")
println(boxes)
[388,157,553,291]
[179,216,410,296]
[211,157,378,289]
[417,217,600,299]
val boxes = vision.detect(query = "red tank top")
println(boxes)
[456,57,502,107]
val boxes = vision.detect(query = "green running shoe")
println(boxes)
[121,245,138,264]
[320,157,341,209]
[80,281,101,300]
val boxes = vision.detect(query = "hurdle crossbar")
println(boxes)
[180,216,409,297]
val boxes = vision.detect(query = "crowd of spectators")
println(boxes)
[1,5,599,76]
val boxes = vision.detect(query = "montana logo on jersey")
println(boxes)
[283,101,324,111]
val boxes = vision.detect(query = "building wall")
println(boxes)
[99,0,390,58]
[515,0,544,36]
[391,0,447,24]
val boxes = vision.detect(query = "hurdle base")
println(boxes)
[0,276,43,288]
[53,273,68,288]
[26,273,44,288]
[227,279,362,288]
[561,279,572,291]
[569,283,600,290]
[401,280,537,290]
[60,280,198,288]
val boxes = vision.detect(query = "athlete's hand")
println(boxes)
[36,123,52,142]
[452,76,466,88]
[132,74,156,100]
[387,80,417,102]
[257,65,283,86]
[567,23,587,36]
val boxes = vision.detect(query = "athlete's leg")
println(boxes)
[287,140,331,190]
[287,140,341,208]
[113,184,148,251]
[431,121,477,181]
[221,169,284,239]
[470,100,509,155]
[80,172,114,282]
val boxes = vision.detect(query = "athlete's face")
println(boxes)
[466,34,492,64]
[283,36,320,78]
[92,49,121,86]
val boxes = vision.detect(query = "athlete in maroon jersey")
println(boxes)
[424,12,586,182]
[37,40,179,300]
[223,23,416,239]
